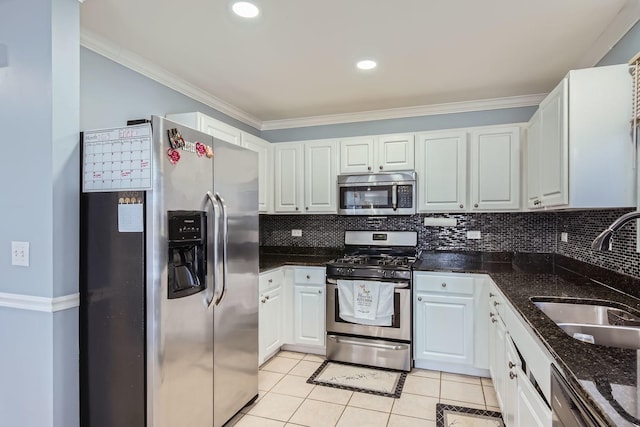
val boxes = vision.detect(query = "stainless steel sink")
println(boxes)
[532,299,640,350]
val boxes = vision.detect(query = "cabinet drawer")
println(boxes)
[294,267,325,285]
[260,268,284,293]
[414,273,474,295]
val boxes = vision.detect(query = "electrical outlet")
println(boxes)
[11,241,29,267]
[561,232,568,243]
[291,229,302,237]
[466,231,481,240]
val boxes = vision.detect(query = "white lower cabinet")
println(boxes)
[293,285,325,346]
[258,269,284,365]
[259,266,326,365]
[413,272,488,375]
[487,281,552,427]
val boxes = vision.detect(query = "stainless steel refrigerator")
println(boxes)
[80,115,259,427]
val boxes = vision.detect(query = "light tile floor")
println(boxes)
[225,351,500,427]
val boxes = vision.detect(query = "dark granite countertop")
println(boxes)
[414,251,640,427]
[259,247,341,272]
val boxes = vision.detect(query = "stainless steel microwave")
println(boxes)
[337,172,417,215]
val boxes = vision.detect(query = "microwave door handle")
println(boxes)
[392,183,398,211]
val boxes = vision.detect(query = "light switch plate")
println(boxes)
[11,241,29,267]
[561,232,568,243]
[291,229,302,237]
[466,231,481,240]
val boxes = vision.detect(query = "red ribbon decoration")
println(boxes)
[195,141,206,157]
[167,147,181,164]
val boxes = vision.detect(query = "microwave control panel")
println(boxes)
[397,185,413,208]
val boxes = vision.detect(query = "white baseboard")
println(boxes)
[0,292,80,312]
[414,359,490,377]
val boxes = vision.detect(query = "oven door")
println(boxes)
[326,280,411,342]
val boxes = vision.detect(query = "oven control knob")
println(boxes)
[347,268,354,274]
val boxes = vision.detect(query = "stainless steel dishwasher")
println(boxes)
[551,365,604,427]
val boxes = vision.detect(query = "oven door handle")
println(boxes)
[392,183,398,211]
[326,278,409,288]
[327,335,409,351]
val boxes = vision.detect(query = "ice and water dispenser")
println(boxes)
[167,211,207,298]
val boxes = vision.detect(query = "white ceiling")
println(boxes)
[80,0,640,129]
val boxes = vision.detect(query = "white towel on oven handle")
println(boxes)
[337,280,394,326]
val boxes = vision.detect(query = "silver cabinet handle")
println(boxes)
[306,275,310,279]
[491,318,497,323]
[305,207,309,210]
[417,297,422,301]
[318,290,322,294]
[367,166,371,171]
[489,313,495,318]
[441,282,447,288]
[509,372,517,380]
[261,299,266,304]
[295,207,299,211]
[379,165,383,170]
[509,361,516,369]
[474,203,479,208]
[459,204,464,209]
[489,292,495,298]
[265,295,270,300]
[268,279,273,283]
[494,301,500,307]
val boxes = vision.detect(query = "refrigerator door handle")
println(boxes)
[206,191,221,309]
[214,192,228,306]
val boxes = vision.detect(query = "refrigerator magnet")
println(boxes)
[167,147,181,164]
[167,128,185,149]
[205,145,213,158]
[195,142,206,157]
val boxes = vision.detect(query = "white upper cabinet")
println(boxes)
[274,140,338,214]
[274,143,304,213]
[377,134,415,172]
[469,126,520,211]
[339,134,414,174]
[166,112,241,145]
[416,131,467,211]
[241,133,273,213]
[526,64,635,210]
[304,140,338,213]
[340,137,375,174]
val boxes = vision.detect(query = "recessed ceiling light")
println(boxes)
[232,1,260,18]
[356,60,377,70]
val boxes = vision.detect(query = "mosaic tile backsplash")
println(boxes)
[260,208,640,278]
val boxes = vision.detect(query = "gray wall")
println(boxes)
[0,0,79,425]
[261,107,537,143]
[598,20,640,66]
[80,47,261,135]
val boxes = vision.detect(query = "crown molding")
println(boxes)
[80,28,263,130]
[0,292,79,312]
[260,94,546,131]
[573,0,640,69]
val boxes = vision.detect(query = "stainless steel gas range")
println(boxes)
[325,231,417,372]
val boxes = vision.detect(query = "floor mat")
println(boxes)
[307,360,406,398]
[436,403,504,427]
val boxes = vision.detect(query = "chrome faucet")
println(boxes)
[591,211,640,250]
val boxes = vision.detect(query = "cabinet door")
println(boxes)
[526,113,543,210]
[489,312,507,412]
[504,335,520,427]
[414,293,474,364]
[470,127,520,210]
[242,133,272,213]
[539,78,569,208]
[304,140,338,213]
[339,137,375,174]
[516,370,552,427]
[377,134,415,172]
[199,115,242,146]
[274,143,303,213]
[294,285,325,347]
[259,286,283,364]
[416,131,467,211]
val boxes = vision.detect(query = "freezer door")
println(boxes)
[212,139,259,427]
[147,116,216,427]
